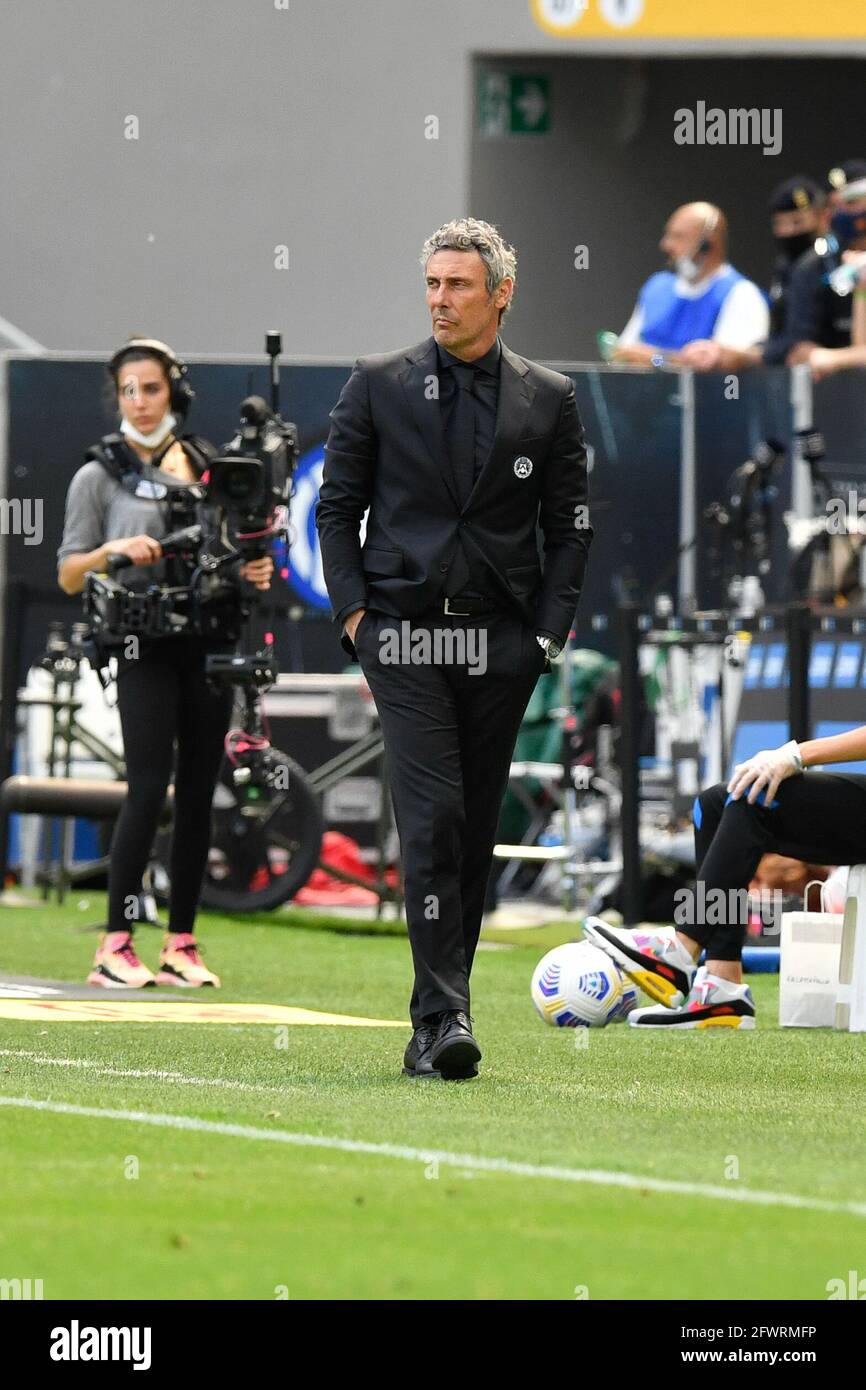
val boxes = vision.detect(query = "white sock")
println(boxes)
[703,971,742,994]
[669,936,699,970]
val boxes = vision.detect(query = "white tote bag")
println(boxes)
[779,906,843,1029]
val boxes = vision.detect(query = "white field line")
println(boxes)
[0,1092,864,1219]
[0,1048,282,1094]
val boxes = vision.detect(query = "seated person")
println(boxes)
[585,728,865,1029]
[613,202,768,373]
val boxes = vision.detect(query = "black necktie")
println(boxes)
[445,363,477,508]
[442,363,477,596]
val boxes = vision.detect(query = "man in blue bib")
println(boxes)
[614,202,768,372]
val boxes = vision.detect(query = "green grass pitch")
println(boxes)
[1,896,865,1300]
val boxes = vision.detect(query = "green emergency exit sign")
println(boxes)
[477,73,551,136]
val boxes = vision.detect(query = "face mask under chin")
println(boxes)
[672,255,702,283]
[120,411,178,450]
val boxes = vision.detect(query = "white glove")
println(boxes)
[727,739,803,805]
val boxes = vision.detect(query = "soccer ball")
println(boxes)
[531,940,625,1028]
[610,976,640,1022]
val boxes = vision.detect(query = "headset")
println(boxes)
[108,336,195,418]
[677,206,720,282]
[695,206,720,258]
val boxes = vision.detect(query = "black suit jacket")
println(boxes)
[316,335,593,659]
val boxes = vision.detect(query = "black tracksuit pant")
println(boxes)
[692,772,866,960]
[107,636,234,935]
[354,605,547,1026]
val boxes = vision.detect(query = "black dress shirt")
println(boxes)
[436,335,502,485]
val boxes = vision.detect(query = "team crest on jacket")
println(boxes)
[513,456,533,479]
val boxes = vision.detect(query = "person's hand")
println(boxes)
[727,740,803,805]
[344,608,366,643]
[804,346,842,382]
[786,341,842,380]
[786,341,820,367]
[240,555,274,591]
[612,343,656,366]
[679,339,724,372]
[104,534,163,567]
[841,250,866,288]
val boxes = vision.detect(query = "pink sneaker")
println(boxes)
[87,931,156,989]
[155,932,221,988]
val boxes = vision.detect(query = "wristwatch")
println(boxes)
[536,634,563,660]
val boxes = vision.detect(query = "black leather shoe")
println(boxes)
[430,1010,481,1080]
[401,1024,441,1079]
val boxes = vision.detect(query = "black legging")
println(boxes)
[107,636,234,934]
[692,772,866,960]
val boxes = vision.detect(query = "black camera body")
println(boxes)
[204,396,297,563]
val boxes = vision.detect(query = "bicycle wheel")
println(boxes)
[151,750,323,915]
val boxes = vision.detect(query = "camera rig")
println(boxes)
[83,331,300,675]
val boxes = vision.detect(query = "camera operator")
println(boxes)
[57,337,273,989]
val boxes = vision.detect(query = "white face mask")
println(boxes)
[675,255,703,284]
[120,411,178,450]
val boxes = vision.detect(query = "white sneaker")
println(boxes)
[582,917,697,1009]
[629,967,756,1030]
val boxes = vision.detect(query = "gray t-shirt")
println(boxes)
[57,457,192,590]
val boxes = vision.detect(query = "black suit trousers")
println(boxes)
[353,605,547,1025]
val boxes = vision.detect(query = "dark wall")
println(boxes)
[471,56,860,361]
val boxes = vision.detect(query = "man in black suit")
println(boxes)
[316,218,592,1080]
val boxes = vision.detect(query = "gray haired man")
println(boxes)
[316,218,593,1079]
